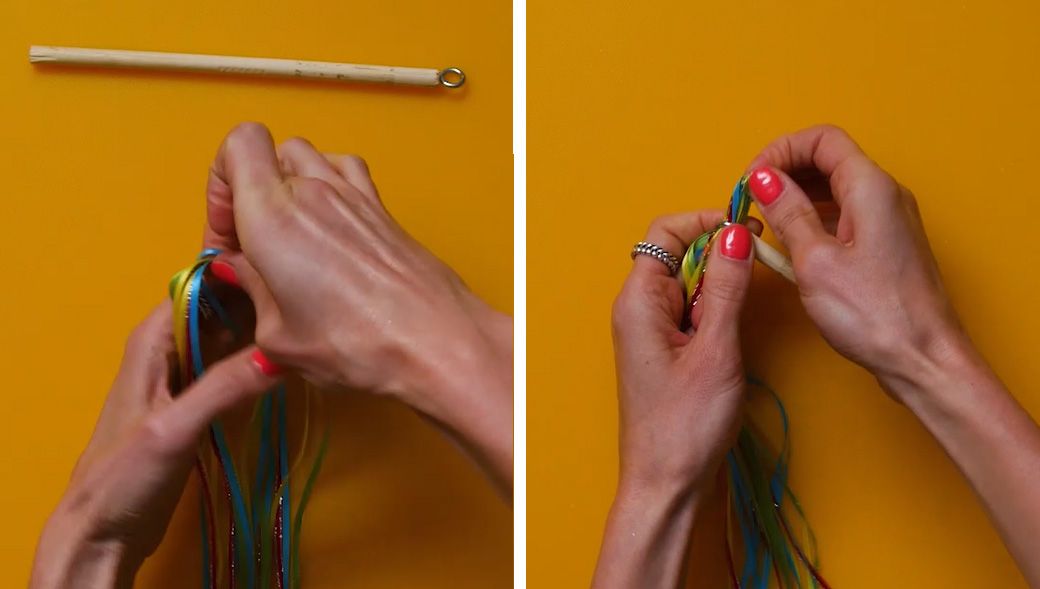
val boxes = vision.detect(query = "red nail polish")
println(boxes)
[251,349,282,376]
[719,225,752,260]
[209,261,240,287]
[748,167,783,205]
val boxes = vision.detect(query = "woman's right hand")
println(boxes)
[744,125,967,398]
[745,125,1040,588]
[200,122,513,491]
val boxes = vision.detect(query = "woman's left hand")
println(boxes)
[594,211,758,589]
[30,303,277,589]
[612,211,757,496]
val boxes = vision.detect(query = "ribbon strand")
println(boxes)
[170,250,328,589]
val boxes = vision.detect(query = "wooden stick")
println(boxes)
[752,234,797,284]
[29,45,464,88]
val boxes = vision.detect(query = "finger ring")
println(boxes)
[630,241,680,275]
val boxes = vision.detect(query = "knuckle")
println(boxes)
[901,184,917,203]
[814,123,850,139]
[771,203,814,238]
[280,136,313,153]
[123,321,153,358]
[703,274,745,305]
[611,277,653,330]
[803,241,837,266]
[137,415,178,454]
[294,176,339,199]
[285,177,342,213]
[878,171,902,201]
[212,358,253,390]
[902,187,922,216]
[857,160,898,192]
[762,133,794,166]
[254,331,277,356]
[795,242,838,278]
[646,215,673,236]
[342,154,369,173]
[120,308,172,370]
[228,121,270,144]
[856,168,903,212]
[364,189,388,211]
[254,322,285,357]
[611,289,636,329]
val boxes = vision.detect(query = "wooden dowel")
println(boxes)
[752,234,797,284]
[29,45,463,88]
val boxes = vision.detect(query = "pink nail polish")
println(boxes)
[209,261,240,287]
[251,349,282,376]
[719,225,751,260]
[748,167,783,205]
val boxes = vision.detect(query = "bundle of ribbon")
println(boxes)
[169,249,328,589]
[681,178,830,589]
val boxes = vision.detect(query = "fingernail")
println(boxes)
[209,261,240,287]
[718,225,752,260]
[748,167,783,205]
[251,349,282,376]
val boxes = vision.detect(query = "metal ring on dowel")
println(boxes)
[438,67,466,88]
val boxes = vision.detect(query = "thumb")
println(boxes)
[146,346,280,457]
[689,224,754,336]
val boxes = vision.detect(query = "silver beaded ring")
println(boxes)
[630,241,680,275]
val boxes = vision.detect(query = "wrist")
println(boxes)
[401,295,512,417]
[393,294,513,485]
[608,482,702,542]
[617,439,725,503]
[31,506,138,589]
[874,324,986,411]
[614,472,704,515]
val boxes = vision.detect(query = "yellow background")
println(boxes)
[530,1,1038,587]
[0,2,511,587]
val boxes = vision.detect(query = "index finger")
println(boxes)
[613,210,726,348]
[203,122,283,250]
[631,210,726,278]
[748,124,866,180]
[748,125,902,227]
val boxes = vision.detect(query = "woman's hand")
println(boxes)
[202,123,512,492]
[747,125,1040,587]
[593,212,757,589]
[30,304,276,589]
[744,125,964,397]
